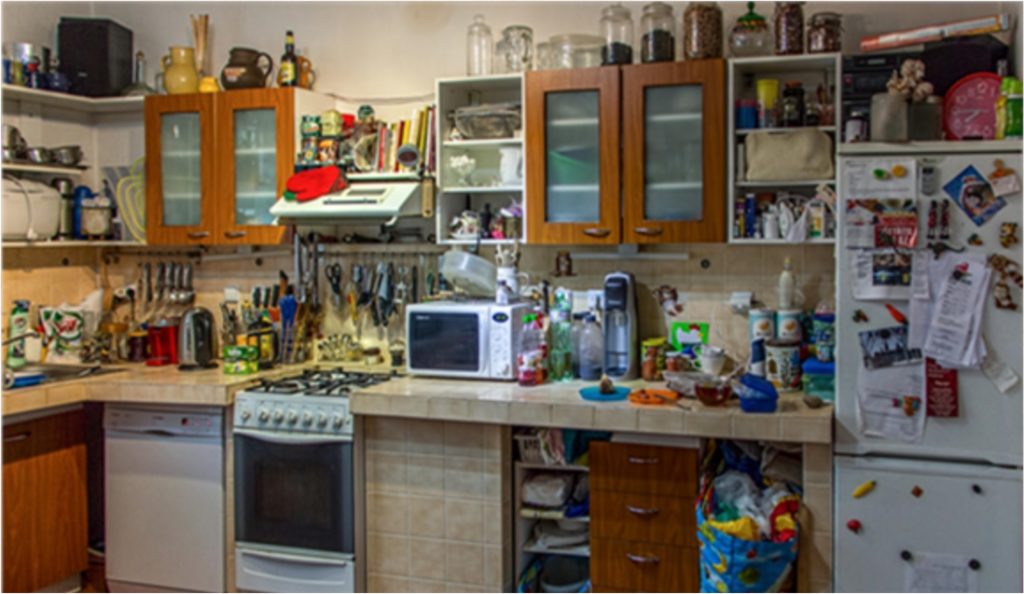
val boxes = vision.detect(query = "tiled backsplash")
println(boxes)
[2,243,835,361]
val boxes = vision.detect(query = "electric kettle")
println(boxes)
[179,307,217,370]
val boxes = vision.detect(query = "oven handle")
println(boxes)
[239,546,351,567]
[234,427,353,445]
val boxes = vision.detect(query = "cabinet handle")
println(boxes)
[626,553,661,565]
[625,504,660,517]
[224,230,248,239]
[634,227,663,236]
[627,456,659,465]
[187,231,210,239]
[4,432,30,443]
[582,227,611,238]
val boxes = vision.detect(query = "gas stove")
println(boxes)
[234,369,392,436]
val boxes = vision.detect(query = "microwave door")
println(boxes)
[408,310,487,377]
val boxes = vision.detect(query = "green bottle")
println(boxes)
[6,300,31,369]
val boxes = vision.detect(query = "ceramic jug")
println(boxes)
[221,47,274,90]
[159,46,199,94]
[297,56,316,90]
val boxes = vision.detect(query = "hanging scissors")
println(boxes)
[325,263,344,309]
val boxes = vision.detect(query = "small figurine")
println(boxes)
[1000,222,1019,249]
[886,59,934,103]
[967,233,984,246]
[989,254,1023,288]
[652,285,685,317]
[853,309,869,323]
[598,374,615,394]
[993,280,1018,310]
[552,251,574,277]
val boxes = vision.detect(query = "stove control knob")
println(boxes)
[240,409,252,421]
[332,414,344,429]
[317,413,329,427]
[287,410,299,424]
[302,412,314,426]
[272,409,285,423]
[257,408,270,423]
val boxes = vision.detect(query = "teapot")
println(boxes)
[220,47,273,90]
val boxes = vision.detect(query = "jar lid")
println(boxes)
[602,3,631,19]
[810,11,842,24]
[785,80,803,88]
[737,1,766,26]
[642,1,674,16]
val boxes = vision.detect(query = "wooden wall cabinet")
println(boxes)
[590,442,700,593]
[3,410,88,593]
[145,88,334,245]
[526,60,725,245]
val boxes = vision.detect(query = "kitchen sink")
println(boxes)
[4,363,123,390]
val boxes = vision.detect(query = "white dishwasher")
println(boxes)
[105,405,225,593]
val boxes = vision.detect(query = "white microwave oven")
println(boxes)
[405,301,532,380]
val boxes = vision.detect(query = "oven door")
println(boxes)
[234,429,354,556]
[406,308,488,378]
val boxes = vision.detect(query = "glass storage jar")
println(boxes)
[466,14,493,76]
[729,2,771,57]
[641,2,676,63]
[807,12,842,53]
[600,3,634,65]
[773,2,804,55]
[780,81,805,127]
[500,25,533,73]
[534,41,552,70]
[683,2,723,60]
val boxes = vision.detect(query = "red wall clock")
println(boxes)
[943,72,1002,140]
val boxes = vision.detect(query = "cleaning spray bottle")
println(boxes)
[6,300,31,370]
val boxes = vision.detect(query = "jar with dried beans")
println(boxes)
[773,2,804,55]
[683,2,723,60]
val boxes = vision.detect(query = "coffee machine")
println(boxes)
[602,271,638,380]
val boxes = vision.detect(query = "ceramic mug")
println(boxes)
[700,346,727,376]
[496,266,530,295]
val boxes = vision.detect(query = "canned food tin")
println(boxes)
[765,339,801,392]
[776,309,803,341]
[749,308,775,340]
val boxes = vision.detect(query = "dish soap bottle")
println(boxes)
[777,257,795,309]
[517,313,548,386]
[6,300,30,370]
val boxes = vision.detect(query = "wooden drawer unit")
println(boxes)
[590,442,698,496]
[591,491,697,547]
[591,538,699,593]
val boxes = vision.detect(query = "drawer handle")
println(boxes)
[627,456,659,465]
[224,230,248,239]
[626,553,661,565]
[582,227,611,238]
[187,231,210,239]
[634,227,663,236]
[626,505,660,517]
[4,432,31,443]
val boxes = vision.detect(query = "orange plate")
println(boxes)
[628,388,681,405]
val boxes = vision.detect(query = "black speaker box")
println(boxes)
[58,17,133,97]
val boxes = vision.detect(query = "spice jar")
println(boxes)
[807,12,842,53]
[683,2,722,60]
[640,2,676,63]
[729,2,771,57]
[780,81,805,127]
[641,337,667,381]
[601,3,634,65]
[773,2,804,55]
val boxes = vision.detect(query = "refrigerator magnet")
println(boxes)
[943,164,1006,227]
[852,479,877,498]
[999,222,1019,249]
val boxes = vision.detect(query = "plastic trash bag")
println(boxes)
[698,505,799,593]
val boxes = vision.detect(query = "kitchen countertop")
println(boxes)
[351,376,833,444]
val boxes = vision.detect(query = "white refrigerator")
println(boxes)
[835,143,1023,593]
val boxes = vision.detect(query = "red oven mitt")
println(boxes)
[284,166,347,202]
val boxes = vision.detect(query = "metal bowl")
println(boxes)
[51,145,83,166]
[26,147,53,164]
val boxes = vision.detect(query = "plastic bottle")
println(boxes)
[777,257,795,309]
[579,314,604,381]
[570,312,587,378]
[6,300,30,370]
[549,309,573,382]
[466,15,494,76]
[517,313,548,386]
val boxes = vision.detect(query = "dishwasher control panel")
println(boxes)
[104,406,223,437]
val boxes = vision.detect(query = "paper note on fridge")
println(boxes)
[904,552,977,593]
[857,364,925,443]
[921,253,991,368]
[843,199,919,249]
[844,158,918,199]
[852,249,913,300]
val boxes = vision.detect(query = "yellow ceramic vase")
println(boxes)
[160,46,199,94]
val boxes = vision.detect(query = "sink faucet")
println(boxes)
[1,331,39,347]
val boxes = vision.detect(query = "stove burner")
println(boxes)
[253,368,392,396]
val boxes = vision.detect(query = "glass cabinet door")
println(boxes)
[218,89,290,244]
[526,68,621,244]
[623,61,726,243]
[145,94,214,244]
